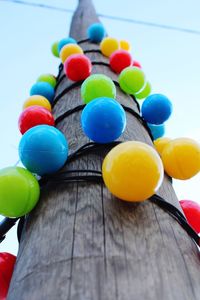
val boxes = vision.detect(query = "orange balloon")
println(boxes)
[154,137,171,156]
[161,138,200,179]
[120,40,131,51]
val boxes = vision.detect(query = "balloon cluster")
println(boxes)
[78,74,164,201]
[81,74,126,143]
[52,24,141,83]
[0,22,200,231]
[0,72,69,218]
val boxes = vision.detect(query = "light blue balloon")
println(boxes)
[58,37,77,53]
[30,82,55,104]
[148,123,165,140]
[81,97,126,143]
[87,23,106,43]
[19,125,68,176]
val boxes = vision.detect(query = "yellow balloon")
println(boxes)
[102,141,164,202]
[154,137,171,156]
[23,95,51,111]
[100,37,120,57]
[161,138,200,180]
[60,44,83,63]
[120,40,131,51]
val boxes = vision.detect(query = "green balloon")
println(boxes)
[135,81,151,100]
[0,167,40,217]
[119,67,146,95]
[37,74,57,88]
[51,41,59,58]
[81,74,116,104]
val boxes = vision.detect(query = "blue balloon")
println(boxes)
[87,23,106,43]
[141,94,172,125]
[81,97,126,143]
[19,125,68,176]
[148,123,165,140]
[58,37,77,53]
[30,82,55,104]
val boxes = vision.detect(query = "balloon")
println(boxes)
[60,44,83,64]
[154,137,171,156]
[81,97,126,143]
[120,40,131,51]
[81,74,116,104]
[0,253,16,300]
[180,200,200,233]
[102,141,164,201]
[37,74,56,88]
[64,54,92,81]
[135,81,151,99]
[0,167,40,217]
[141,94,172,125]
[132,60,142,68]
[58,37,77,53]
[87,23,106,43]
[18,105,55,134]
[119,67,146,95]
[100,37,120,57]
[109,50,132,74]
[161,138,200,179]
[30,82,55,104]
[19,125,68,176]
[23,95,51,111]
[51,41,59,58]
[148,123,165,140]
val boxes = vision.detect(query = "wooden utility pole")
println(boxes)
[7,1,200,299]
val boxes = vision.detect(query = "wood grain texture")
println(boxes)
[7,1,200,299]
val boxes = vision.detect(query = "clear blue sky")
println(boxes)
[0,0,200,255]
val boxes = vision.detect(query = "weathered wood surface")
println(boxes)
[8,0,200,299]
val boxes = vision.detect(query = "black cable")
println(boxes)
[84,49,102,54]
[1,172,199,247]
[0,217,19,243]
[92,61,109,67]
[78,38,90,44]
[113,80,140,112]
[67,141,121,162]
[52,81,83,108]
[40,171,199,247]
[150,194,200,246]
[54,103,151,141]
[55,104,85,125]
[121,105,153,141]
[55,62,110,91]
[53,78,140,113]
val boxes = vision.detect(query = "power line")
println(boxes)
[99,13,200,36]
[1,0,74,13]
[2,0,200,36]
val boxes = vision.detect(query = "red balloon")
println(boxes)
[64,54,92,81]
[109,50,132,73]
[132,60,142,68]
[18,105,55,134]
[0,252,16,300]
[180,200,200,233]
